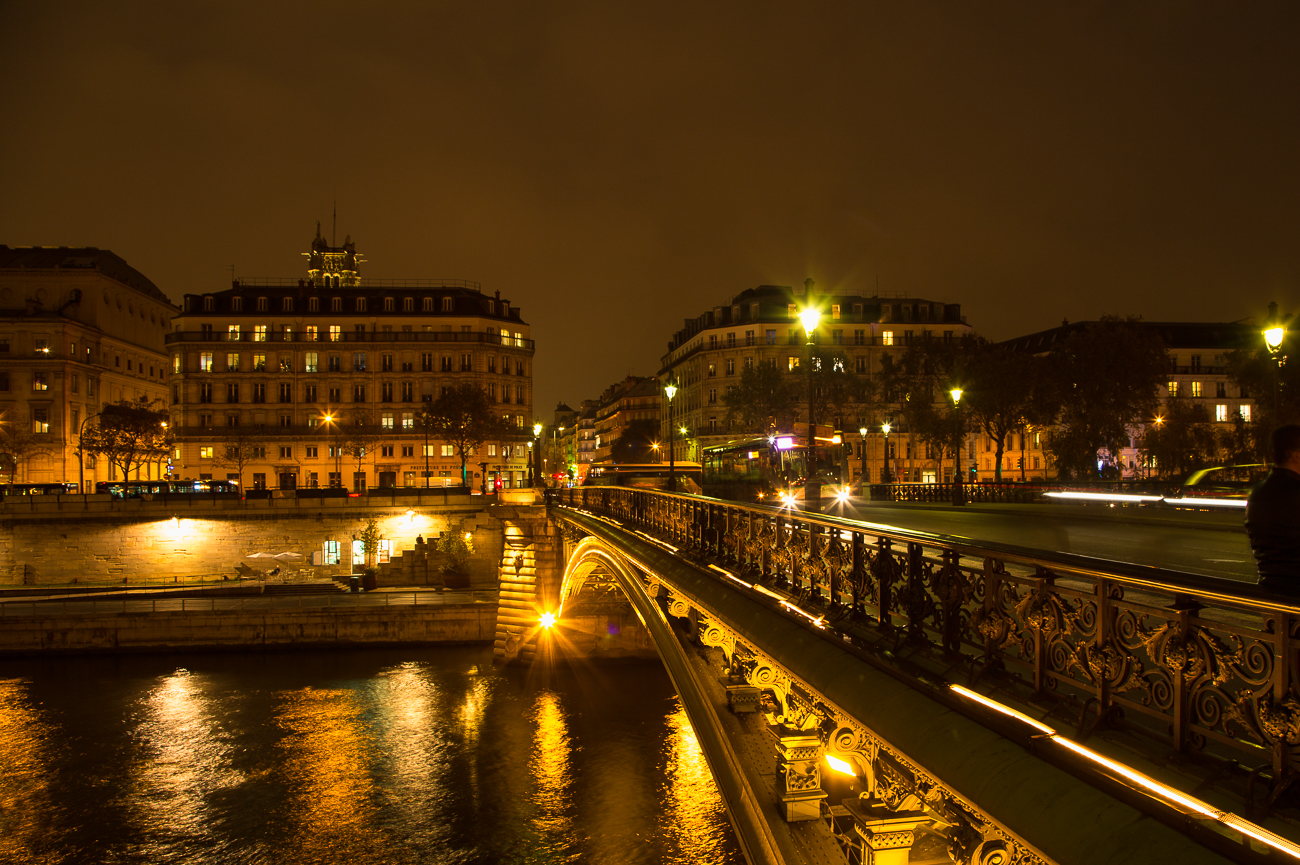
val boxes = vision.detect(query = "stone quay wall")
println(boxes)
[0,492,504,587]
[0,604,497,656]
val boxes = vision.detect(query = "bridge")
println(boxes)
[493,486,1300,865]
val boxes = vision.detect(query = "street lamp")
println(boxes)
[76,410,100,494]
[881,420,892,485]
[1264,301,1290,434]
[531,421,542,487]
[950,388,965,506]
[665,380,678,492]
[323,413,341,488]
[858,426,868,495]
[800,305,821,511]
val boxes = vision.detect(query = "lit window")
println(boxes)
[382,413,394,430]
[329,325,341,342]
[228,324,241,339]
[32,408,48,433]
[323,540,341,565]
[306,325,318,341]
[1240,405,1252,422]
[401,412,413,430]
[226,353,239,372]
[1190,381,1203,398]
[1167,381,1178,397]
[32,373,47,391]
[200,446,214,459]
[832,304,841,320]
[1215,404,1227,422]
[172,355,181,374]
[788,356,799,371]
[305,352,319,372]
[881,331,894,346]
[254,325,267,342]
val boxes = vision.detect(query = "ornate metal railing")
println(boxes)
[874,480,1177,504]
[547,485,1300,809]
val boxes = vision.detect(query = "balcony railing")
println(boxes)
[166,331,534,350]
[547,485,1300,821]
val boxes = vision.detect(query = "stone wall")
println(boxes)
[0,604,497,655]
[0,493,503,587]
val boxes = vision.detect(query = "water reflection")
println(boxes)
[0,678,51,864]
[273,687,383,863]
[530,690,579,854]
[663,702,733,863]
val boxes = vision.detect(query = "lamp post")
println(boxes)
[881,421,892,485]
[75,410,101,494]
[799,305,822,511]
[858,426,868,496]
[531,421,542,487]
[323,413,341,488]
[665,381,678,492]
[1264,301,1289,436]
[950,388,965,506]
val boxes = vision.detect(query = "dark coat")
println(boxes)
[1246,467,1300,583]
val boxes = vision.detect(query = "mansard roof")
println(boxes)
[0,245,169,304]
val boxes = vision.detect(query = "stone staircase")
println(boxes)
[493,542,539,663]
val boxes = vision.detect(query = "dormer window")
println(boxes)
[422,297,434,312]
[308,297,319,312]
[331,297,343,312]
[202,296,214,312]
[383,297,395,312]
[502,301,510,316]
[282,297,294,312]
[403,297,414,312]
[231,297,243,312]
[487,300,495,314]
[441,297,454,313]
[356,298,367,313]
[256,297,268,312]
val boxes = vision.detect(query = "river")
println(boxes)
[0,646,743,864]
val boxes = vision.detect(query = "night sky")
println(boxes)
[3,3,1297,416]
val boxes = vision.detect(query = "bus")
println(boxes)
[582,463,704,492]
[96,480,240,499]
[703,432,850,503]
[0,483,80,496]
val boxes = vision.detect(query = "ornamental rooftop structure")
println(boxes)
[0,246,177,489]
[658,280,971,467]
[167,232,534,491]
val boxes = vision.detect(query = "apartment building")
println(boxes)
[0,246,177,488]
[168,231,534,490]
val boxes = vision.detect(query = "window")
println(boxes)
[306,325,319,342]
[200,352,213,372]
[402,297,414,312]
[279,414,291,427]
[382,413,394,430]
[32,408,48,433]
[1190,381,1203,398]
[329,387,341,402]
[460,353,472,371]
[328,355,340,372]
[304,385,317,403]
[200,446,214,459]
[488,356,497,373]
[353,384,366,402]
[323,540,341,565]
[227,383,240,402]
[382,382,393,401]
[223,352,238,372]
[331,297,343,312]
[382,353,393,372]
[254,325,268,342]
[744,357,753,371]
[279,356,292,372]
[1240,405,1252,422]
[402,412,414,430]
[306,446,318,458]
[279,383,292,402]
[199,382,213,403]
[787,303,797,319]
[442,297,454,312]
[707,364,716,378]
[881,331,894,346]
[401,382,413,401]
[441,356,452,371]
[725,358,735,376]
[422,297,434,312]
[401,445,414,457]
[228,324,241,339]
[329,325,341,342]
[832,304,841,320]
[253,354,266,372]
[353,352,367,371]
[354,297,366,313]
[726,333,735,348]
[32,373,47,391]
[231,297,243,312]
[708,388,717,404]
[709,335,718,350]
[766,330,776,345]
[282,297,294,312]
[280,446,293,459]
[856,356,867,374]
[421,353,433,372]
[252,383,266,403]
[832,329,843,345]
[1215,404,1228,422]
[788,356,799,372]
[441,444,455,457]
[1167,381,1178,397]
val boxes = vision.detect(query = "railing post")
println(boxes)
[1167,595,1202,754]
[906,542,924,643]
[1273,611,1293,778]
[851,531,865,615]
[877,537,893,631]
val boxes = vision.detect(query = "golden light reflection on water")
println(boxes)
[663,703,732,863]
[274,687,383,862]
[0,679,49,864]
[132,670,242,838]
[530,690,577,843]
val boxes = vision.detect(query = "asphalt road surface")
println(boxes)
[832,501,1256,583]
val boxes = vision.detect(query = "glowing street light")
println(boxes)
[322,412,341,488]
[801,298,822,512]
[950,388,966,506]
[539,611,556,629]
[881,420,893,485]
[1263,301,1291,435]
[858,425,868,494]
[665,380,678,491]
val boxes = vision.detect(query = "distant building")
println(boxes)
[168,229,534,490]
[592,376,661,465]
[658,280,972,483]
[996,320,1259,480]
[544,401,578,482]
[0,246,177,489]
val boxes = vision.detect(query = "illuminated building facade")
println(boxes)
[168,233,534,490]
[658,282,972,484]
[0,246,176,488]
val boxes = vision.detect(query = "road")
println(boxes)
[830,501,1256,583]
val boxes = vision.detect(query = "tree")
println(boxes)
[723,361,799,435]
[1138,398,1219,480]
[1043,318,1168,480]
[0,413,54,484]
[1226,331,1300,461]
[429,383,510,485]
[212,427,269,489]
[878,336,975,480]
[963,342,1058,482]
[80,397,172,483]
[339,415,382,490]
[809,346,860,431]
[611,418,659,463]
